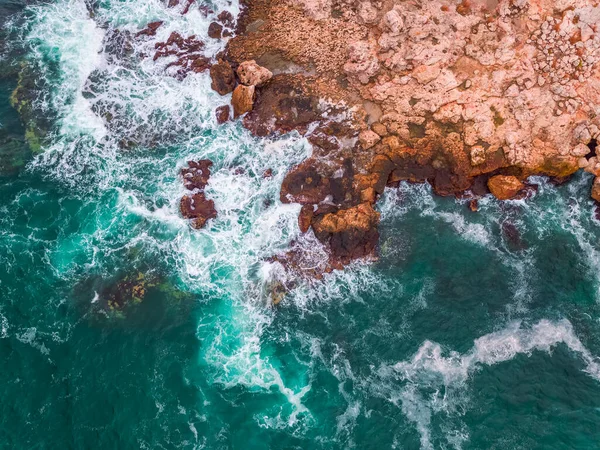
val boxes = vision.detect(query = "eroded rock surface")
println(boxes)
[212,0,600,273]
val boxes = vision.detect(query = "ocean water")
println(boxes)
[1,0,600,448]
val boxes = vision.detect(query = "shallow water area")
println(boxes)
[2,0,600,448]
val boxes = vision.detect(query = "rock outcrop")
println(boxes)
[136,0,600,276]
[179,160,217,228]
[210,60,236,95]
[487,175,525,200]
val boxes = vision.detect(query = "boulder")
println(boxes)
[312,203,380,263]
[215,105,230,123]
[181,160,212,190]
[592,176,600,202]
[180,192,217,228]
[298,204,314,233]
[487,175,525,200]
[210,60,236,95]
[208,22,223,39]
[237,60,273,87]
[232,84,255,117]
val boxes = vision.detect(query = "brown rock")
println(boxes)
[210,60,236,95]
[232,84,255,117]
[262,168,273,178]
[181,160,213,190]
[208,22,223,39]
[180,192,217,228]
[217,11,234,27]
[237,60,273,87]
[592,177,600,202]
[242,75,322,137]
[215,105,230,124]
[487,175,525,200]
[298,204,314,233]
[312,203,380,263]
[469,199,478,212]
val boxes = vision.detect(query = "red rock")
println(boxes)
[180,192,217,228]
[262,168,273,178]
[208,22,223,39]
[181,160,212,190]
[215,105,230,124]
[231,84,255,117]
[487,175,525,200]
[210,60,236,95]
[136,21,163,37]
[217,11,234,27]
[298,204,314,233]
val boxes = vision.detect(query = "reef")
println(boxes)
[143,0,600,274]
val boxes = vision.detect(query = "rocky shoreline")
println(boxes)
[180,0,600,276]
[12,0,600,281]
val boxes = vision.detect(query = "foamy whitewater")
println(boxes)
[1,0,600,448]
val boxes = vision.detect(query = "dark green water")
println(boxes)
[2,0,600,448]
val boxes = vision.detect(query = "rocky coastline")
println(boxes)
[13,0,600,281]
[182,0,600,276]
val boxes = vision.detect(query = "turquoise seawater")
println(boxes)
[2,0,600,448]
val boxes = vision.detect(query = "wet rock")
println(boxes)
[469,199,479,212]
[237,60,273,87]
[298,204,314,233]
[215,105,230,124]
[136,20,163,37]
[231,84,255,117]
[180,192,217,228]
[487,175,525,200]
[217,11,235,28]
[208,22,223,39]
[262,168,273,178]
[153,32,208,78]
[592,177,600,202]
[210,60,236,95]
[181,160,212,190]
[312,203,380,264]
[243,75,322,136]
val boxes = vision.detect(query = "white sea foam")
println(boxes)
[375,319,600,449]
